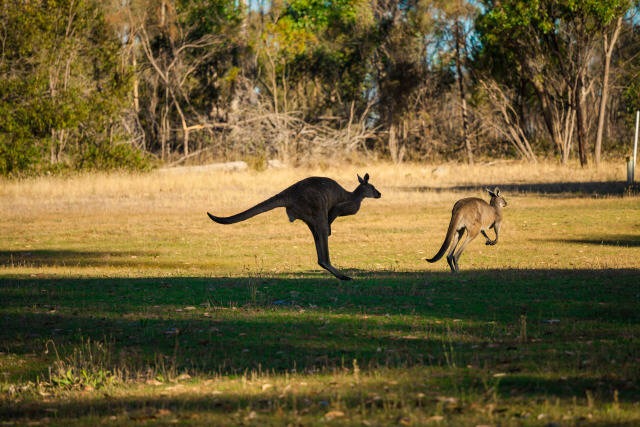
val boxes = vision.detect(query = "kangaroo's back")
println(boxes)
[284,177,350,213]
[453,197,495,228]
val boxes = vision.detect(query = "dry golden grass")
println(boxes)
[0,159,626,202]
[0,160,636,278]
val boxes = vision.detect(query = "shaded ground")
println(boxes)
[1,268,639,424]
[395,181,630,197]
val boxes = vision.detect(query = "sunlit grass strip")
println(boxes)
[3,365,638,425]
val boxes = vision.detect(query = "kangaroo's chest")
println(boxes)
[331,200,361,216]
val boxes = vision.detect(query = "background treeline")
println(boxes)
[1,0,639,175]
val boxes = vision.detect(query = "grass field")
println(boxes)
[1,161,639,426]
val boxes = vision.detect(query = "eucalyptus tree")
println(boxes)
[252,0,374,119]
[429,0,479,164]
[368,0,438,163]
[112,0,245,161]
[0,0,135,175]
[477,0,635,166]
[620,16,640,119]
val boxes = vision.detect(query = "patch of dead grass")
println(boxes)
[0,160,636,278]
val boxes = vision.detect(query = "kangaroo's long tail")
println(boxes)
[207,194,287,224]
[426,213,458,263]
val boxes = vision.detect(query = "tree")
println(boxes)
[477,0,634,166]
[476,78,537,162]
[0,0,137,175]
[112,0,245,162]
[369,0,435,163]
[430,0,479,164]
[242,0,380,161]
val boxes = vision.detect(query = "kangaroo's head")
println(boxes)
[357,173,382,199]
[487,187,507,208]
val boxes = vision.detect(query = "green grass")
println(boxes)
[1,164,640,425]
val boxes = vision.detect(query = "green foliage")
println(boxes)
[256,0,377,117]
[0,0,639,168]
[47,338,120,391]
[478,0,633,61]
[76,140,153,172]
[0,0,138,176]
[284,0,361,31]
[0,135,44,177]
[624,79,640,113]
[476,0,639,163]
[177,0,244,35]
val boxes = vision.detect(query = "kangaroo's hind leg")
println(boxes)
[446,228,464,272]
[306,221,352,281]
[452,226,480,272]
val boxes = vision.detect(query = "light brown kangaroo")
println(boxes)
[207,174,381,280]
[426,187,507,272]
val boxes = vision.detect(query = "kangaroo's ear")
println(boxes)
[358,174,363,184]
[363,173,370,182]
[486,187,496,197]
[494,187,501,196]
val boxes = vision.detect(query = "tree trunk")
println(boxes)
[388,122,405,164]
[531,79,566,161]
[132,48,140,114]
[575,73,589,167]
[595,17,622,167]
[162,86,170,160]
[561,109,575,165]
[455,21,473,165]
[169,89,190,157]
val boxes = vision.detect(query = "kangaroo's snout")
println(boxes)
[374,190,382,198]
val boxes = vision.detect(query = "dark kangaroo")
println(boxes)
[426,187,507,272]
[207,174,381,280]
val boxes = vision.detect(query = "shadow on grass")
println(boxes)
[0,249,162,268]
[1,268,640,422]
[2,268,640,378]
[548,235,640,247]
[395,181,629,197]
